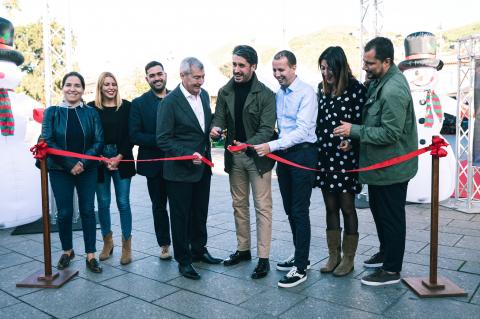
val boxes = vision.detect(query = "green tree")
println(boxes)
[124,68,149,100]
[14,20,72,104]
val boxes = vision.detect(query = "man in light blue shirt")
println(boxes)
[254,50,318,288]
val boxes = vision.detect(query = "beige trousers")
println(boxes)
[229,153,272,258]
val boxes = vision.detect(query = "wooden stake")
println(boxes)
[403,136,467,297]
[17,140,78,288]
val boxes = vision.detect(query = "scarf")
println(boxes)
[424,89,442,128]
[0,88,14,136]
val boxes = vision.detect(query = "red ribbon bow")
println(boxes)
[428,136,448,158]
[30,141,49,160]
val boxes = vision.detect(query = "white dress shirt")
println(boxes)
[180,83,205,132]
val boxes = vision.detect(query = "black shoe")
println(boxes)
[278,266,307,288]
[361,269,401,286]
[57,250,75,270]
[224,250,252,266]
[192,250,223,264]
[179,263,201,280]
[363,252,384,268]
[251,258,270,279]
[276,254,311,271]
[86,257,103,273]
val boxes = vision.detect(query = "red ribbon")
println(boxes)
[227,137,449,173]
[30,142,214,167]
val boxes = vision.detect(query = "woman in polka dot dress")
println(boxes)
[315,46,366,276]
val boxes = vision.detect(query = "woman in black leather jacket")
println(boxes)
[41,71,104,273]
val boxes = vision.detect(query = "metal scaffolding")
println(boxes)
[359,0,384,79]
[356,0,384,207]
[452,34,480,213]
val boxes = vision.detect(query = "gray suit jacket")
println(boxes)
[156,85,212,183]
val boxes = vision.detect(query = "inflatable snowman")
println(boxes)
[399,31,457,203]
[0,17,42,228]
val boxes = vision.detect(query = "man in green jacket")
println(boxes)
[334,37,418,286]
[210,45,276,279]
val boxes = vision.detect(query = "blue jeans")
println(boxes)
[49,168,97,253]
[276,147,317,271]
[96,144,132,240]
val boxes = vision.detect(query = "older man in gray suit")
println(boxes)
[156,57,222,280]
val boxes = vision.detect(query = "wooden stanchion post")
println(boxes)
[403,136,467,297]
[17,139,78,288]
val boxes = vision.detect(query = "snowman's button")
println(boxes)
[420,99,426,105]
[419,139,426,145]
[419,118,425,124]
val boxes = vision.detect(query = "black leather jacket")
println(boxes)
[41,103,104,171]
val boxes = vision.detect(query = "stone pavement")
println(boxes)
[0,149,480,318]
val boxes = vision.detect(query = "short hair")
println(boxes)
[364,37,395,63]
[180,57,204,74]
[145,61,164,74]
[318,46,352,97]
[94,72,122,110]
[273,50,297,67]
[62,71,85,89]
[232,45,258,65]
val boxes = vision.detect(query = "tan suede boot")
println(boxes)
[120,235,132,265]
[333,233,359,277]
[99,231,114,261]
[320,229,342,273]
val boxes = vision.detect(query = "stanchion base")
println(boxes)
[403,277,468,298]
[16,269,78,288]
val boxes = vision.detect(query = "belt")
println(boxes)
[279,142,315,153]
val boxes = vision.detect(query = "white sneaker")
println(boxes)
[160,245,172,260]
[278,266,307,288]
[276,254,311,271]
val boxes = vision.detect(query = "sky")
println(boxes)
[2,0,480,88]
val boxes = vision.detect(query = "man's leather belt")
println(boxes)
[279,142,315,153]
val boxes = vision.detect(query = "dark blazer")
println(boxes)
[156,85,212,183]
[88,100,136,181]
[129,90,165,177]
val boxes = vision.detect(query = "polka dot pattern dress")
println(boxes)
[314,79,366,194]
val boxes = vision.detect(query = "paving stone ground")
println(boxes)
[1,149,479,318]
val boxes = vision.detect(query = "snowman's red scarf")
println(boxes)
[0,88,14,136]
[424,89,442,127]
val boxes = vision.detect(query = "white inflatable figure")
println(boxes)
[399,31,457,203]
[0,18,42,228]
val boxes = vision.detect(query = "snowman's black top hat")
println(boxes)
[398,31,443,72]
[0,17,24,66]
